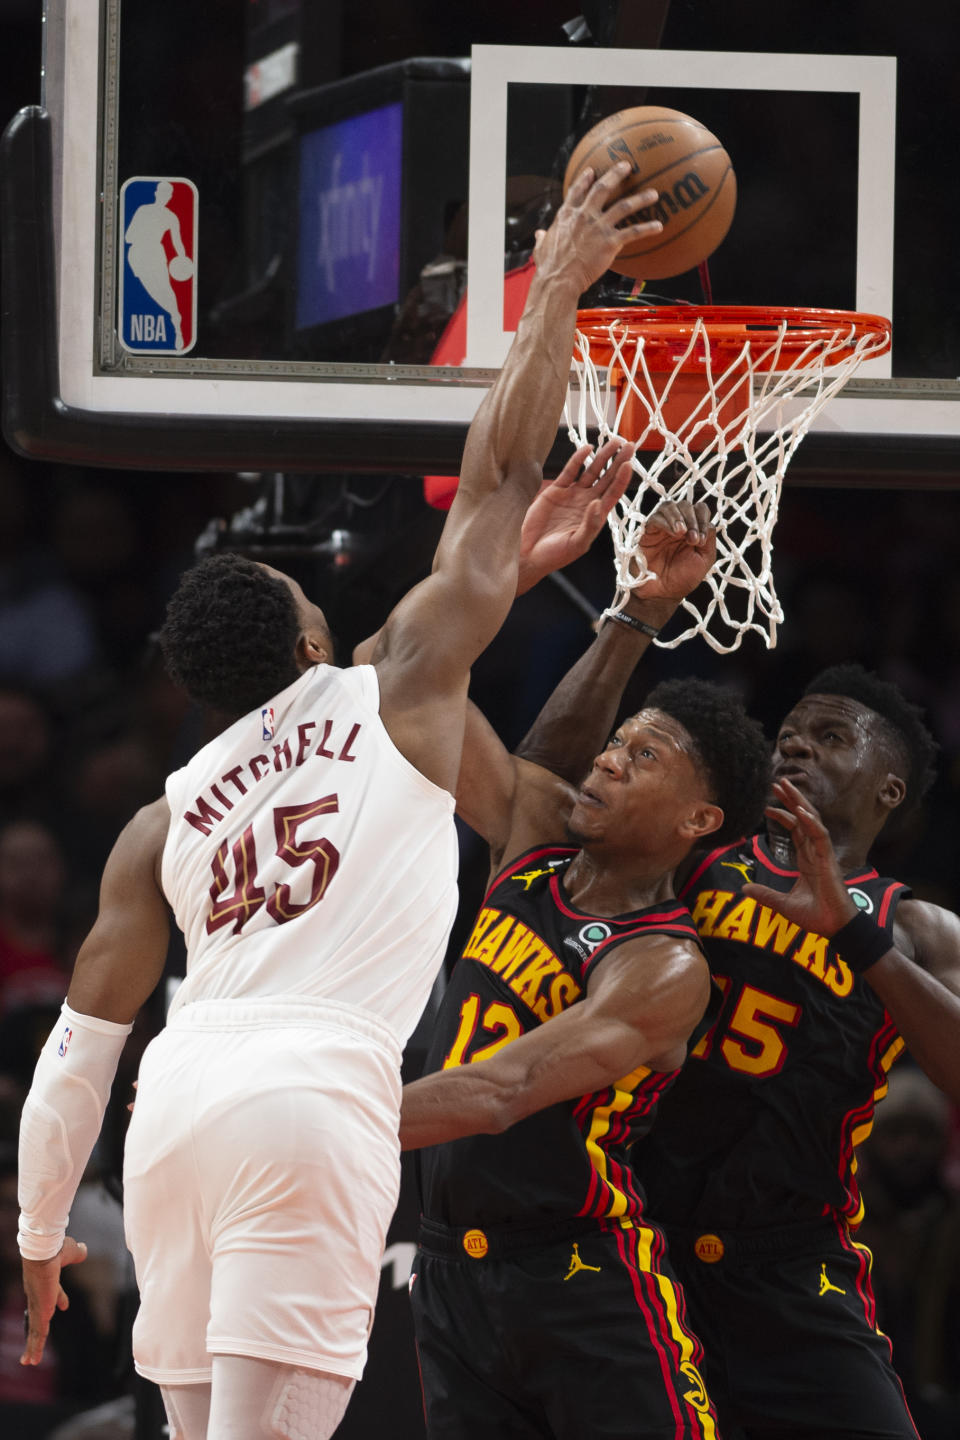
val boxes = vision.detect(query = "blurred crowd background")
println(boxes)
[4,2,960,1437]
[4,387,960,1440]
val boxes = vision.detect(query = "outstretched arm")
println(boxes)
[515,438,635,595]
[400,935,709,1150]
[456,499,716,856]
[452,438,634,848]
[517,500,716,784]
[19,799,170,1366]
[742,778,960,1104]
[373,166,663,796]
[351,438,633,667]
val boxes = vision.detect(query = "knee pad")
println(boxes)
[269,1367,355,1440]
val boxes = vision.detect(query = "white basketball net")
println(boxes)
[565,311,890,652]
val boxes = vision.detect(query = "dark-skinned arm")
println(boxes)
[371,165,662,797]
[65,798,172,1023]
[351,437,635,668]
[400,934,709,1149]
[20,798,171,1368]
[516,500,715,784]
[864,901,960,1100]
[743,778,960,1104]
[356,441,634,851]
[455,500,716,848]
[513,438,635,596]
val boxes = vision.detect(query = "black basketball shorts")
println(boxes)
[411,1215,720,1440]
[663,1219,920,1440]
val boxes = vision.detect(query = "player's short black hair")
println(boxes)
[804,663,938,815]
[159,553,302,716]
[646,678,771,845]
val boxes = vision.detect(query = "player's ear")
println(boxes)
[296,630,331,668]
[681,803,723,840]
[878,772,906,813]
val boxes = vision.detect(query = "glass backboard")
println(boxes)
[3,0,960,474]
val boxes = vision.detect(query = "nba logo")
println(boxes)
[118,177,198,355]
[261,707,275,742]
[58,1026,73,1058]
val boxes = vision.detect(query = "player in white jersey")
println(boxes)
[15,164,664,1440]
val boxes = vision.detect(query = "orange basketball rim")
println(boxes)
[573,305,892,452]
[567,304,892,653]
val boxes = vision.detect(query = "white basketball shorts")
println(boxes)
[122,996,402,1385]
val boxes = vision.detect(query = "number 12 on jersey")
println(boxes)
[206,795,341,935]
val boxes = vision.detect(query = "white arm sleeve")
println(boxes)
[18,1003,133,1262]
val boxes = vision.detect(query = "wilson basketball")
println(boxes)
[563,106,736,280]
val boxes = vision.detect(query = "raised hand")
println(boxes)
[533,164,662,295]
[517,439,635,593]
[629,499,717,602]
[21,1235,88,1366]
[742,778,858,935]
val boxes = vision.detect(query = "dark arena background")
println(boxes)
[2,1,960,1436]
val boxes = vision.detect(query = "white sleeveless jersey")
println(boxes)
[161,664,458,1047]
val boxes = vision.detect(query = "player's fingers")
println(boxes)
[21,1313,49,1367]
[646,500,685,533]
[584,438,630,486]
[770,796,833,861]
[693,500,712,535]
[771,778,828,830]
[769,791,826,842]
[603,186,658,225]
[792,804,828,836]
[698,528,718,565]
[617,216,665,244]
[554,443,594,487]
[583,161,631,209]
[764,805,798,830]
[574,498,607,545]
[55,1287,70,1313]
[671,500,703,542]
[60,1238,87,1270]
[793,814,838,866]
[742,882,792,908]
[580,483,625,535]
[566,166,599,207]
[770,776,809,811]
[579,438,618,484]
[597,452,634,507]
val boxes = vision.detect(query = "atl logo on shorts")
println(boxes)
[119,176,198,355]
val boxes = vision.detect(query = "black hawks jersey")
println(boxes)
[417,844,706,1229]
[633,833,909,1232]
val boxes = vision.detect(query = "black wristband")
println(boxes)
[602,611,661,640]
[831,911,893,974]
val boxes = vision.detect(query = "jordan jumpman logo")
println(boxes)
[819,1263,846,1296]
[564,1243,602,1281]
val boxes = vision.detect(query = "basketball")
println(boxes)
[563,106,736,281]
[169,254,194,282]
